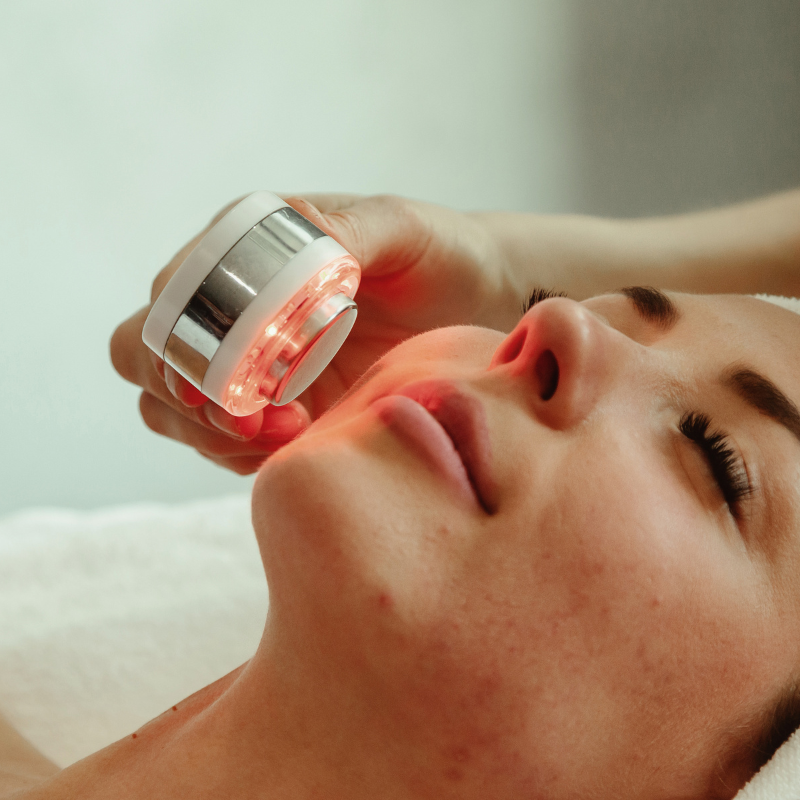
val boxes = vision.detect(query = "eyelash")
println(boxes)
[521,293,753,518]
[521,288,567,315]
[678,411,752,518]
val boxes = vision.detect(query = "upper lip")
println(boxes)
[392,380,497,514]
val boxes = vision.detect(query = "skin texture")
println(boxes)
[23,291,800,800]
[248,291,800,799]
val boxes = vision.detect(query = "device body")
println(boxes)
[143,191,360,416]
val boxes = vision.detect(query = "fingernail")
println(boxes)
[164,365,180,399]
[165,365,207,407]
[179,381,207,407]
[149,352,166,379]
[258,404,308,441]
[204,405,256,440]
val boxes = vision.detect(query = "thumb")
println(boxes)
[282,194,429,279]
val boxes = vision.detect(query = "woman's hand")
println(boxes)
[110,193,521,474]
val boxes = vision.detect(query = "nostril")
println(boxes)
[535,350,559,400]
[500,328,527,365]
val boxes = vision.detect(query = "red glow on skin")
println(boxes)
[180,381,207,407]
[172,706,178,712]
[258,403,309,441]
[372,395,482,511]
[131,733,137,739]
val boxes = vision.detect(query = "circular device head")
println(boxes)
[143,191,360,416]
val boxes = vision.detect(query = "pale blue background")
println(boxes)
[1,1,798,514]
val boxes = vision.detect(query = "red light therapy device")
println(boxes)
[143,191,360,416]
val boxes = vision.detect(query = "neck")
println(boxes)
[19,620,458,800]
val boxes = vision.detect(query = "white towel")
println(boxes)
[736,727,800,799]
[0,495,266,766]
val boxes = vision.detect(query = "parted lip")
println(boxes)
[392,380,497,514]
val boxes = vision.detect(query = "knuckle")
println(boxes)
[226,456,265,475]
[109,324,130,380]
[200,453,259,475]
[332,206,366,255]
[138,393,167,435]
[200,436,241,458]
[109,309,147,383]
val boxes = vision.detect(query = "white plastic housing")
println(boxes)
[142,191,360,416]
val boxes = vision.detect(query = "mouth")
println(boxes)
[378,380,497,514]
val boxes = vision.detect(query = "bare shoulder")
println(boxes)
[0,714,59,798]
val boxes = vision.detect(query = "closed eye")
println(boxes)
[679,411,753,520]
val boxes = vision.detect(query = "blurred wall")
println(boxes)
[0,1,798,515]
[0,0,575,515]
[570,0,800,215]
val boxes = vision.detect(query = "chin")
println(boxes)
[251,418,469,655]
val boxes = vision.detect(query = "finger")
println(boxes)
[139,393,269,457]
[111,306,165,394]
[112,307,198,413]
[163,364,210,408]
[113,306,260,440]
[283,193,363,215]
[200,453,269,476]
[256,401,311,444]
[284,194,429,279]
[202,400,263,440]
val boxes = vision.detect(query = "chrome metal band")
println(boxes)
[164,206,326,387]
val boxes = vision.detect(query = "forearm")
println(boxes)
[475,189,800,302]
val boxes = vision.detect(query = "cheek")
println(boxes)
[464,434,763,699]
[251,419,481,641]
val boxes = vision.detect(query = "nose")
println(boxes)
[489,297,619,430]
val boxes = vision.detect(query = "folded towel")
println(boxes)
[737,727,800,799]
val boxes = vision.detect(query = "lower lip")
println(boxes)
[371,395,480,509]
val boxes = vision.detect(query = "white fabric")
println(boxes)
[737,728,800,800]
[754,293,800,316]
[0,494,266,767]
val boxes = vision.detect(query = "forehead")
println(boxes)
[685,294,800,403]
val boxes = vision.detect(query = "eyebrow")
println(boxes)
[618,286,800,445]
[619,286,680,331]
[723,366,800,445]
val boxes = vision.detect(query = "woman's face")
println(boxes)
[253,290,800,799]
